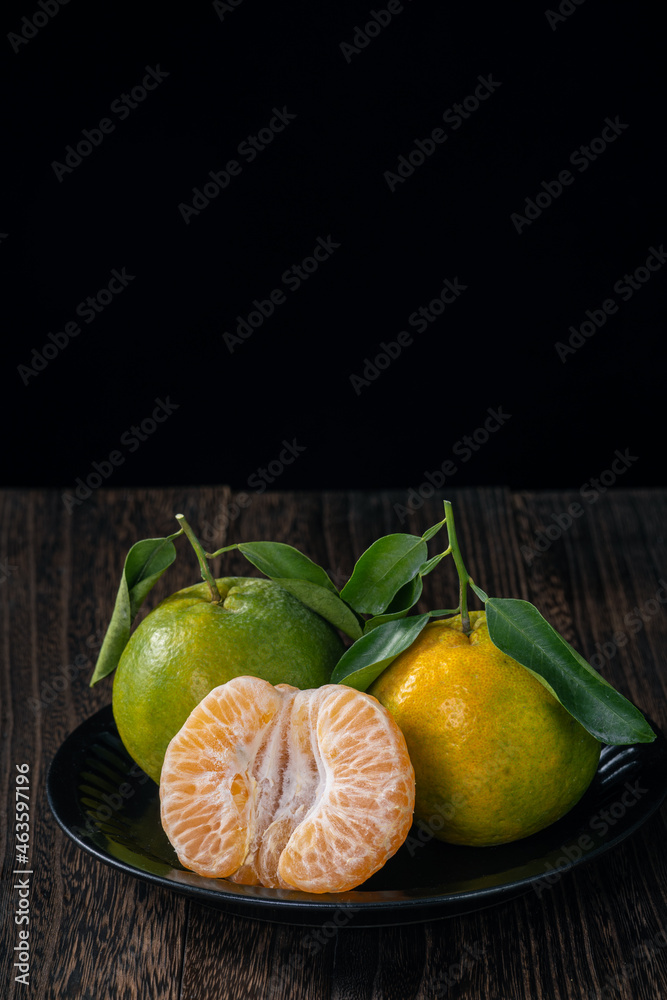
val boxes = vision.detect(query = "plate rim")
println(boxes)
[47,704,667,926]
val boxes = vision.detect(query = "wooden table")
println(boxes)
[2,486,666,999]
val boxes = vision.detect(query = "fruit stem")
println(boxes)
[443,500,472,635]
[175,514,222,603]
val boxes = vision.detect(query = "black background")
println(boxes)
[3,0,665,498]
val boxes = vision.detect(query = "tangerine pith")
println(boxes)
[159,676,416,892]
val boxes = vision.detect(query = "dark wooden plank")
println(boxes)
[2,487,666,999]
[1,486,233,999]
[513,488,667,728]
[511,488,667,1000]
[329,926,380,999]
[176,908,283,1000]
[0,489,69,998]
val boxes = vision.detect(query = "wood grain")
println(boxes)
[1,487,665,999]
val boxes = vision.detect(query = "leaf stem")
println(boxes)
[443,500,472,635]
[175,514,222,603]
[204,543,240,559]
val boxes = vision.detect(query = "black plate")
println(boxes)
[47,705,667,927]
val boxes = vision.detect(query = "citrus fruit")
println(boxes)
[159,676,416,892]
[369,610,601,846]
[113,577,344,784]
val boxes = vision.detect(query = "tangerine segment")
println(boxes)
[159,676,415,893]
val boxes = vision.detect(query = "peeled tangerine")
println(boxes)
[159,676,416,893]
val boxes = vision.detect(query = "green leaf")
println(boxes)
[470,581,489,603]
[485,598,656,745]
[331,614,431,691]
[271,578,363,640]
[421,516,447,543]
[419,552,449,578]
[340,533,428,615]
[237,541,362,639]
[238,541,337,593]
[90,535,179,685]
[363,576,424,632]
